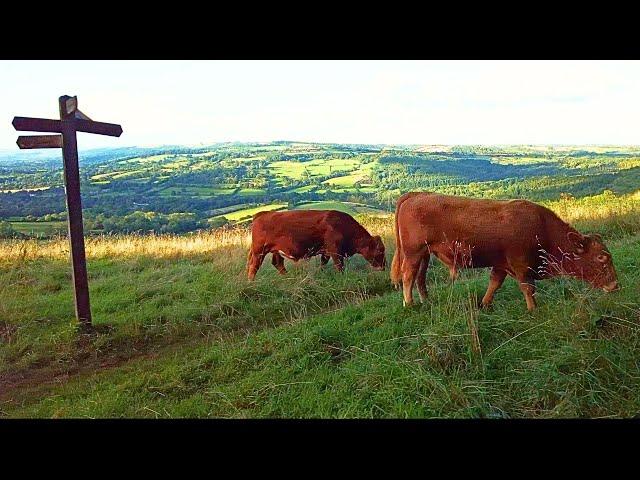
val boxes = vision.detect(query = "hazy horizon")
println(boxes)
[3,139,640,158]
[3,60,640,149]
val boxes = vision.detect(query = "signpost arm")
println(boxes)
[58,96,92,330]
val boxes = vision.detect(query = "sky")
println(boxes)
[2,60,640,150]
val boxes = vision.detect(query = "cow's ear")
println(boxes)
[590,233,603,243]
[567,231,586,252]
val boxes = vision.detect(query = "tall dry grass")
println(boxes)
[545,190,640,237]
[0,226,252,263]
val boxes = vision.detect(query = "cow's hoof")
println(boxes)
[478,299,490,310]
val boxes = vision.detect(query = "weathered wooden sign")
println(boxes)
[12,96,123,331]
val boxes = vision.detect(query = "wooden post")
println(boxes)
[12,95,122,331]
[59,96,92,330]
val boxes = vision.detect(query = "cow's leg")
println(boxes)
[402,254,422,307]
[330,253,345,273]
[434,251,458,282]
[449,266,459,282]
[515,271,537,311]
[271,252,287,275]
[325,236,345,273]
[320,254,330,267]
[247,249,267,281]
[480,268,507,308]
[415,255,430,303]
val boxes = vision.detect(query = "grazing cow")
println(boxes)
[390,192,620,311]
[247,209,386,280]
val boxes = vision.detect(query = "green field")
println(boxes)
[0,187,50,194]
[270,159,361,180]
[2,142,640,418]
[120,154,171,164]
[159,186,236,197]
[322,173,369,187]
[10,221,66,236]
[214,203,287,222]
[291,185,318,193]
[237,188,266,196]
[1,202,639,417]
[294,201,386,216]
[7,141,639,239]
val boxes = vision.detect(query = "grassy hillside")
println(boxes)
[1,192,639,418]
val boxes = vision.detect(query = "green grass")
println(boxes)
[10,221,66,236]
[0,187,51,194]
[290,185,318,193]
[91,169,147,181]
[215,203,287,221]
[120,154,170,164]
[237,188,266,196]
[293,201,359,215]
[293,201,386,216]
[1,233,638,418]
[159,186,236,197]
[322,172,372,187]
[340,186,378,193]
[269,159,360,180]
[2,183,640,418]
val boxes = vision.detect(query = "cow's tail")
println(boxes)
[390,192,420,287]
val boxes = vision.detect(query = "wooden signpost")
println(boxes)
[13,96,123,331]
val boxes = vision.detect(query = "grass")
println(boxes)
[322,173,369,187]
[10,221,66,236]
[120,154,170,164]
[293,201,387,216]
[1,194,640,418]
[214,203,287,222]
[91,169,147,181]
[293,201,359,215]
[237,188,266,196]
[290,185,317,193]
[270,159,360,180]
[0,187,50,194]
[159,186,236,197]
[541,190,640,239]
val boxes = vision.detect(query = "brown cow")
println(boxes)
[247,209,386,280]
[390,192,620,311]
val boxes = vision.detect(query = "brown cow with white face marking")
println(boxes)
[247,209,386,280]
[390,192,620,311]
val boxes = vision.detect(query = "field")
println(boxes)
[1,192,639,418]
[10,221,66,236]
[212,203,287,222]
[2,142,640,418]
[270,158,362,180]
[292,201,387,216]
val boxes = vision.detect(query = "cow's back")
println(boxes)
[250,209,367,257]
[397,193,553,267]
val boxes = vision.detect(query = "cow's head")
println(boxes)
[362,235,386,270]
[566,231,619,292]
